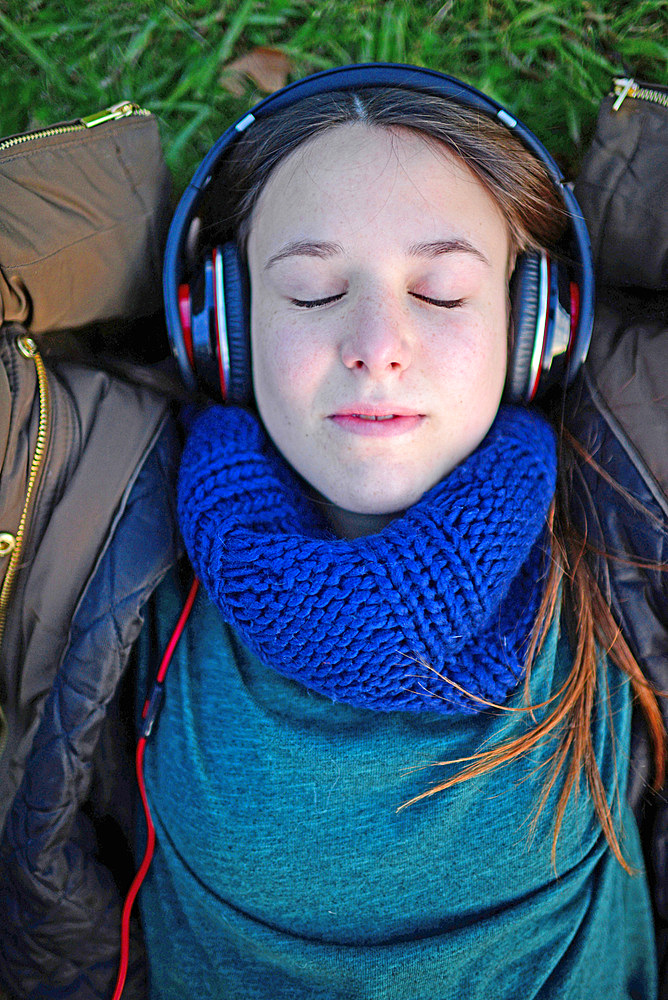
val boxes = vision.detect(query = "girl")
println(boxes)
[137,66,663,999]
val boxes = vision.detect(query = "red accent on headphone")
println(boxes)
[177,284,194,370]
[569,281,580,356]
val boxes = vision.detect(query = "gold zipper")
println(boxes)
[0,336,51,647]
[0,101,149,152]
[612,77,668,111]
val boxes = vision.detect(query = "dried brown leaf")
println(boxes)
[221,47,292,97]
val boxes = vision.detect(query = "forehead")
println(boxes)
[247,123,508,255]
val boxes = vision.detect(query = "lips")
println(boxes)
[329,406,424,437]
[333,405,422,419]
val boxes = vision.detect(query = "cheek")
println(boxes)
[251,311,320,417]
[426,315,508,395]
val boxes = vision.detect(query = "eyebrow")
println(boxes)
[264,240,344,270]
[263,236,490,270]
[407,239,491,268]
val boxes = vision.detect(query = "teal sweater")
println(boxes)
[137,571,656,999]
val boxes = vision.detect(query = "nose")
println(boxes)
[340,292,413,376]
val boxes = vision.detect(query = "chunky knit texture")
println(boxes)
[177,404,557,714]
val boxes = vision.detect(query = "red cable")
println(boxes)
[111,576,200,1000]
[111,739,153,1000]
[154,576,200,685]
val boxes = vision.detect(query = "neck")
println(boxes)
[325,506,400,539]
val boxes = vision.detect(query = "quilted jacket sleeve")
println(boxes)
[0,419,181,1000]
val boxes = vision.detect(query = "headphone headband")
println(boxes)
[164,62,594,397]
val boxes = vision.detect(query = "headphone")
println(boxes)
[163,63,594,404]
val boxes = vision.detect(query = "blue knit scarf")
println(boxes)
[177,405,557,715]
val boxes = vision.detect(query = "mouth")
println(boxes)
[348,413,399,421]
[332,405,423,419]
[329,407,424,436]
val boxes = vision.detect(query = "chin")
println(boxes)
[324,481,430,518]
[314,473,440,538]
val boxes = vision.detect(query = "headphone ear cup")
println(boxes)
[219,242,252,405]
[507,251,544,402]
[190,254,221,396]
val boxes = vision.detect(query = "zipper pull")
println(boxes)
[0,534,16,558]
[81,101,140,128]
[612,77,636,111]
[16,334,38,359]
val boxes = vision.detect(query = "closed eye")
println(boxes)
[291,293,345,309]
[409,292,465,309]
[290,291,464,309]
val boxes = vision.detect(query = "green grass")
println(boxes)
[1,0,666,190]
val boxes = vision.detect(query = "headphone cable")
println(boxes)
[111,575,200,1000]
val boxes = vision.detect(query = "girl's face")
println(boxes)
[247,124,511,535]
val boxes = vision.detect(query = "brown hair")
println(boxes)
[203,87,568,257]
[205,85,665,869]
